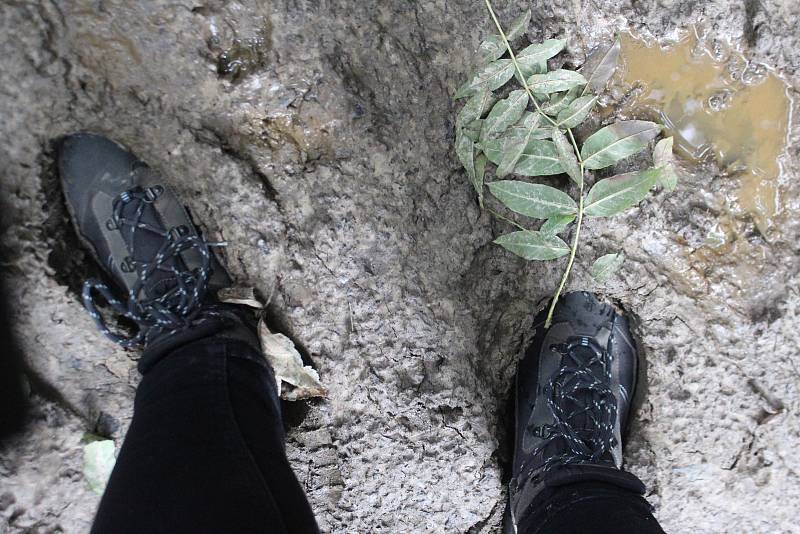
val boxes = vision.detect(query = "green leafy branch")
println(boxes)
[455,0,678,327]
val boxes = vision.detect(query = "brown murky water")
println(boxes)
[613,30,792,236]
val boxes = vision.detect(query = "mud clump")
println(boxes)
[216,31,271,81]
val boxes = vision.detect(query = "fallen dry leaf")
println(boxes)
[83,439,116,494]
[258,319,327,401]
[217,286,264,308]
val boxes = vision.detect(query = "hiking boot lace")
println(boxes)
[530,336,619,473]
[82,186,224,348]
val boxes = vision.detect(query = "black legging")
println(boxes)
[91,338,319,534]
[91,337,665,534]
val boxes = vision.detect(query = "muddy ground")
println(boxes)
[1,0,799,532]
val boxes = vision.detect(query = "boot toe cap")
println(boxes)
[58,133,138,201]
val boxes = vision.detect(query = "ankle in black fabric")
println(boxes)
[138,304,263,374]
[515,480,658,534]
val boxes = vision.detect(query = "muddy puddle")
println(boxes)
[610,29,792,238]
[602,28,794,304]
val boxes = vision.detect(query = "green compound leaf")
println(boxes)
[527,70,587,94]
[496,113,542,178]
[653,136,680,192]
[584,168,661,217]
[488,180,577,219]
[581,120,661,170]
[516,39,566,78]
[551,128,582,186]
[480,90,529,142]
[457,90,495,129]
[494,230,570,260]
[482,138,563,176]
[540,213,576,235]
[455,59,515,99]
[506,9,532,41]
[580,39,621,95]
[479,35,506,64]
[591,252,625,282]
[556,95,598,128]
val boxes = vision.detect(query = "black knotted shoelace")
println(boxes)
[529,336,619,473]
[82,186,224,347]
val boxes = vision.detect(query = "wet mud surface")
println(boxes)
[612,29,791,236]
[1,1,799,532]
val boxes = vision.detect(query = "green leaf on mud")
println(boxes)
[556,95,598,128]
[540,213,576,235]
[482,138,563,176]
[527,70,587,94]
[512,143,563,176]
[504,112,552,140]
[456,130,476,183]
[462,119,483,142]
[506,9,532,41]
[481,90,529,142]
[475,153,487,206]
[580,39,621,95]
[551,128,582,186]
[495,136,529,179]
[653,136,680,192]
[541,87,579,116]
[584,168,660,217]
[653,136,673,168]
[515,60,548,85]
[494,230,570,260]
[456,60,515,99]
[591,252,625,282]
[496,113,542,178]
[488,180,577,219]
[458,90,495,129]
[479,35,506,64]
[581,120,661,170]
[517,39,566,78]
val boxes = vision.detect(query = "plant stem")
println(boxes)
[566,126,583,169]
[545,174,584,327]
[483,0,558,128]
[487,208,531,233]
[484,0,587,328]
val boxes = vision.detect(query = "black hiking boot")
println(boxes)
[507,292,646,531]
[58,133,257,372]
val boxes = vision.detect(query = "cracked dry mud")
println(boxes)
[1,1,799,532]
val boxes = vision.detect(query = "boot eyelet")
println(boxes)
[144,186,163,203]
[120,256,135,273]
[532,425,554,438]
[168,225,189,241]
